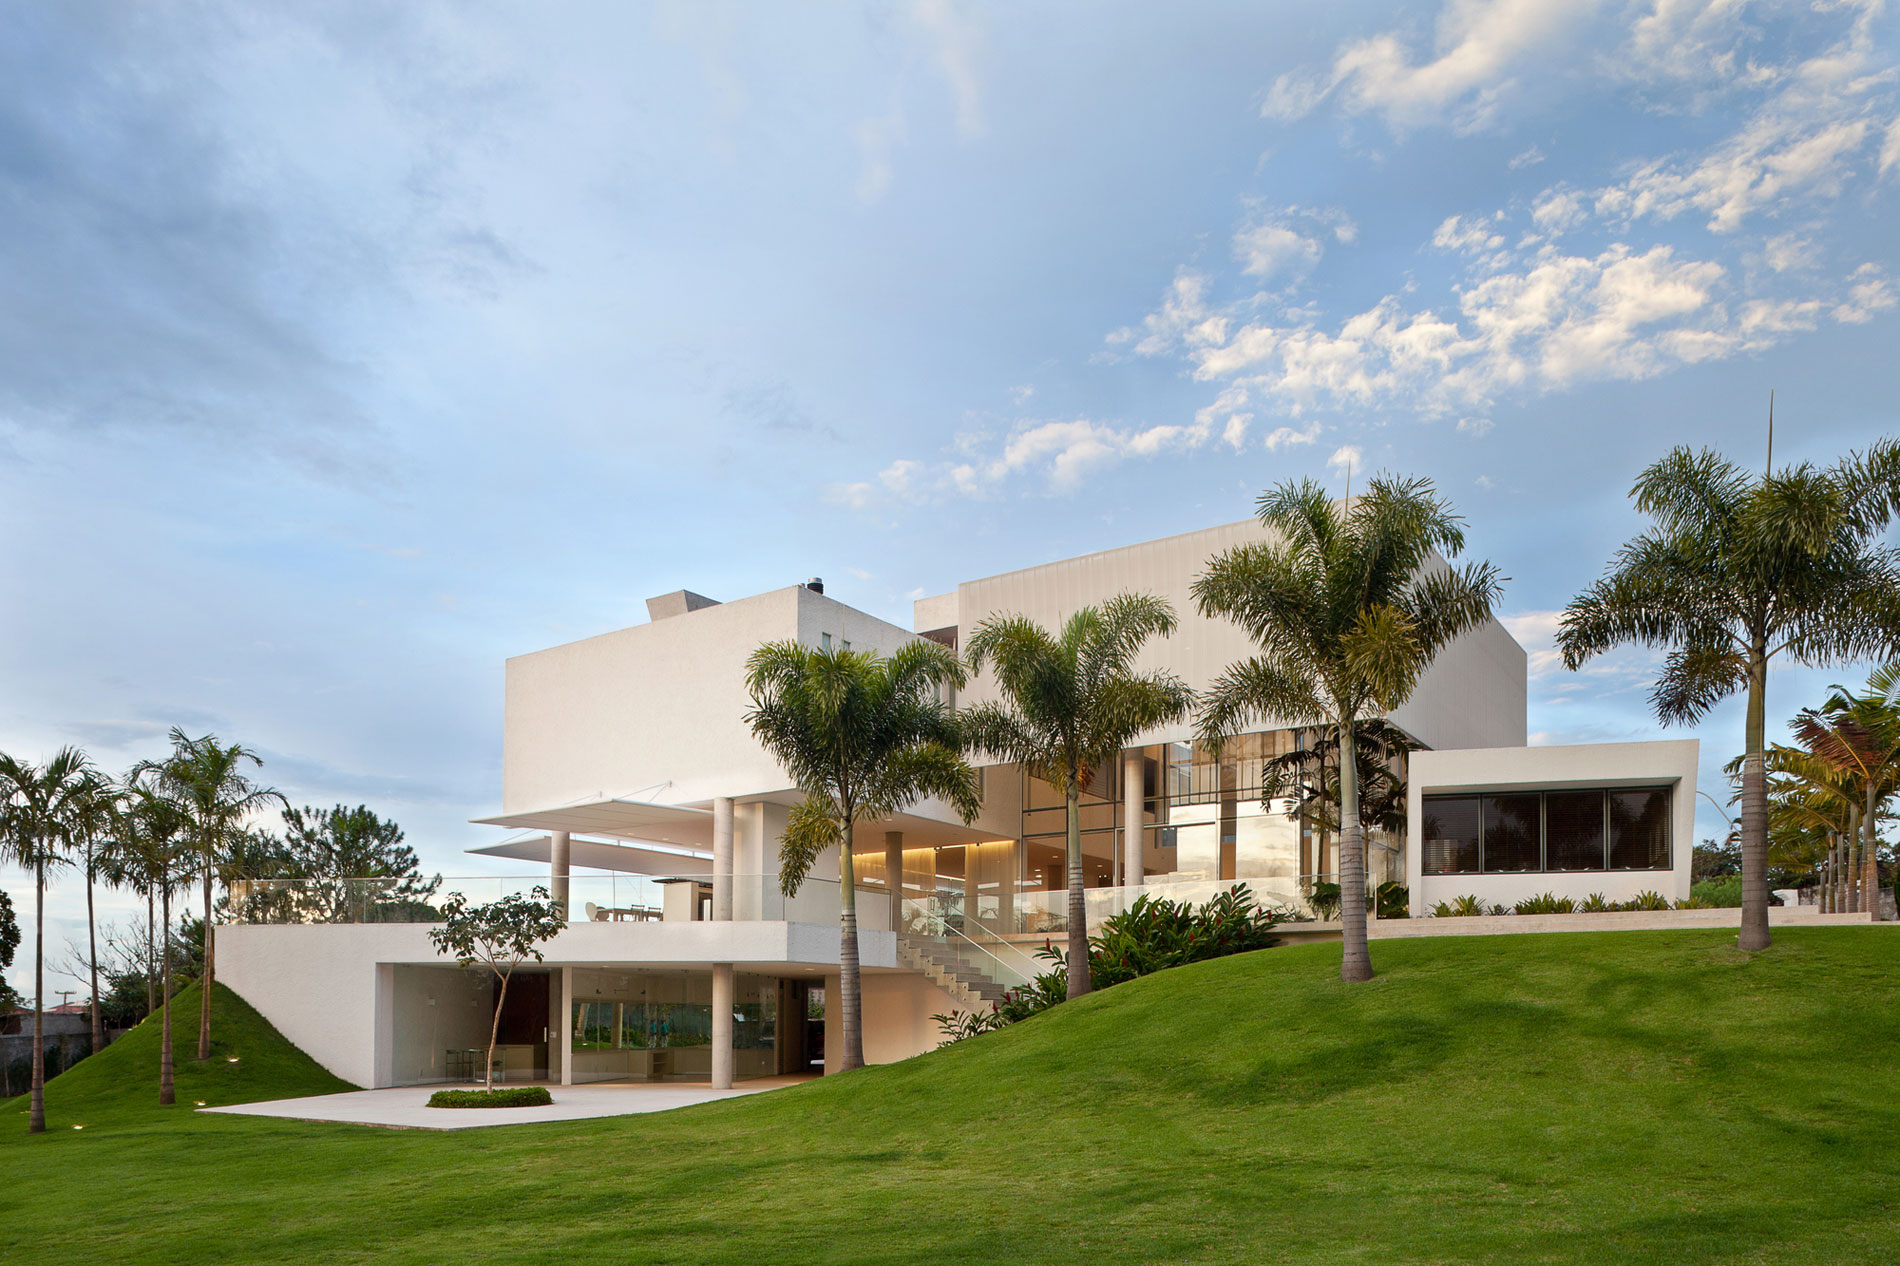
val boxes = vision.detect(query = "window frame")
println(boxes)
[1420,785,1673,876]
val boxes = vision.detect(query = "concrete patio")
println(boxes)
[200,1075,814,1131]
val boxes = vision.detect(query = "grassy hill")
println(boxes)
[4,928,1899,1264]
[2,981,354,1128]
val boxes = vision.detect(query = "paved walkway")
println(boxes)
[201,1075,813,1131]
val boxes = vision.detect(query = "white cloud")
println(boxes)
[1105,268,1227,356]
[1508,143,1546,169]
[824,480,875,509]
[1881,114,1900,175]
[1327,443,1363,476]
[879,458,923,493]
[1530,188,1588,236]
[1475,473,1496,489]
[1457,417,1495,437]
[1761,232,1817,273]
[1009,383,1035,405]
[1433,213,1506,254]
[1263,420,1322,450]
[1266,0,1607,133]
[1832,263,1897,323]
[1234,219,1323,283]
[912,0,985,139]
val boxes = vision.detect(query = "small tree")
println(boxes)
[0,889,20,1015]
[428,888,566,1090]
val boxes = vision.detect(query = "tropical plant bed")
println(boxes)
[426,1087,553,1109]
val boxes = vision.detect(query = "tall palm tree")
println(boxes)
[1558,442,1900,950]
[1195,477,1502,983]
[132,729,284,1060]
[118,777,192,1104]
[745,640,980,1070]
[71,772,122,1054]
[1801,663,1900,916]
[0,747,96,1134]
[1762,745,1859,909]
[960,595,1194,999]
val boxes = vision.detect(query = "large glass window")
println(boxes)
[1610,789,1671,870]
[1422,787,1671,875]
[1544,790,1607,871]
[1421,796,1480,874]
[1482,794,1541,872]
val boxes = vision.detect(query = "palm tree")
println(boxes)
[1261,720,1417,884]
[1762,745,1859,909]
[0,748,97,1134]
[960,595,1194,998]
[1195,477,1502,983]
[71,772,122,1054]
[1558,442,1900,950]
[1799,663,1900,916]
[745,640,981,1070]
[118,777,193,1104]
[132,729,284,1060]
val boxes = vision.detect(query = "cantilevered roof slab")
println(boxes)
[470,798,715,849]
[466,834,713,877]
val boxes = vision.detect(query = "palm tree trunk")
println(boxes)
[87,854,104,1054]
[1064,781,1091,999]
[1822,842,1836,912]
[198,858,213,1060]
[159,883,174,1106]
[145,890,156,1017]
[1737,649,1772,951]
[1846,813,1862,914]
[30,855,47,1134]
[1865,786,1882,919]
[838,819,865,1070]
[1337,721,1373,983]
[485,970,509,1090]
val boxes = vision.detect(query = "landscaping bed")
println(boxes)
[426,1087,553,1109]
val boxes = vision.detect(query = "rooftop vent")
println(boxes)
[645,590,722,621]
[806,577,824,595]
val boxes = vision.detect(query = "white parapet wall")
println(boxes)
[216,919,901,1088]
[1406,740,1699,917]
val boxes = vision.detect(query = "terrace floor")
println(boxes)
[200,1075,814,1131]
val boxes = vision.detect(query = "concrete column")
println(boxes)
[550,831,571,918]
[1122,750,1145,891]
[712,797,734,921]
[559,966,573,1086]
[885,830,904,930]
[711,964,734,1090]
[963,846,979,926]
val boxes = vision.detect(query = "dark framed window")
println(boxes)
[1545,790,1607,870]
[1421,786,1672,875]
[1481,794,1540,873]
[1610,788,1671,869]
[1421,796,1480,874]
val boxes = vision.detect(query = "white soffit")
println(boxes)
[469,798,716,849]
[466,834,713,877]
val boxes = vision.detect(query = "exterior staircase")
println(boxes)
[897,930,1009,1011]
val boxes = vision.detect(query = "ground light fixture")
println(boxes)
[227,1056,240,1063]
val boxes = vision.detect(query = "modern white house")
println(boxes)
[217,517,1702,1091]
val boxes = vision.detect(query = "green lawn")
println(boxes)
[4,928,1898,1264]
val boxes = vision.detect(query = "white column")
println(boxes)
[1122,750,1145,891]
[885,830,904,930]
[550,830,571,918]
[558,966,573,1086]
[963,847,979,925]
[711,964,734,1090]
[713,797,734,921]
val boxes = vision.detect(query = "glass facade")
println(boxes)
[1421,787,1672,875]
[567,968,782,1083]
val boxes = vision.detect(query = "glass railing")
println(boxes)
[899,897,1042,991]
[221,872,903,929]
[971,874,1348,935]
[222,874,681,925]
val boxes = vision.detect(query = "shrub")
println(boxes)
[931,1009,1005,1047]
[1578,892,1614,913]
[1691,877,1745,908]
[1513,892,1577,915]
[427,1086,554,1109]
[1672,897,1712,910]
[1376,882,1410,918]
[1621,890,1670,911]
[1431,894,1488,918]
[1308,881,1342,922]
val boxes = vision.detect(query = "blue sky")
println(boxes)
[5,0,1898,1000]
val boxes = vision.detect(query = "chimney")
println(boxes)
[806,577,825,595]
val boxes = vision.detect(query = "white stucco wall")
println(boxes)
[503,585,919,812]
[218,919,903,1087]
[932,518,1527,753]
[1405,740,1699,916]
